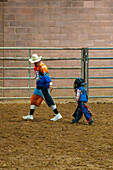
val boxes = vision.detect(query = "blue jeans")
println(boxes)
[78,102,92,122]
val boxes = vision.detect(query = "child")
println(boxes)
[72,77,94,125]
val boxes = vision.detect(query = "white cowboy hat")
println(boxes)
[29,54,42,63]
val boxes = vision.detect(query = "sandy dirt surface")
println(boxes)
[0,102,113,170]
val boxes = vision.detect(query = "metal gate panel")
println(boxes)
[0,47,83,99]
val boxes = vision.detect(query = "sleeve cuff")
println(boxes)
[49,82,53,86]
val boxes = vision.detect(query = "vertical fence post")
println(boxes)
[86,48,89,96]
[81,48,86,80]
[81,49,83,78]
[28,49,31,98]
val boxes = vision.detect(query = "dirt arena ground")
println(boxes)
[0,101,113,170]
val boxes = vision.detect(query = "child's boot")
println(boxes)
[71,118,78,124]
[88,118,94,125]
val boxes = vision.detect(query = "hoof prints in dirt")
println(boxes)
[0,103,113,169]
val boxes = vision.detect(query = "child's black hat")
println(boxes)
[73,77,85,90]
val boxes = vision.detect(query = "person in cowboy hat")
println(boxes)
[23,53,62,121]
